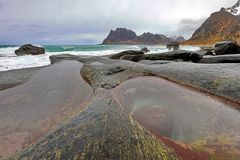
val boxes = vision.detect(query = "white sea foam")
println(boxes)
[0,45,200,71]
[0,46,19,57]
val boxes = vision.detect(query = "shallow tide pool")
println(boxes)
[113,76,240,144]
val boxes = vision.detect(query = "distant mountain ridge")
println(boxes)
[184,1,240,45]
[102,28,185,45]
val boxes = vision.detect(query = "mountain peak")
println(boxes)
[170,36,186,42]
[183,5,240,45]
[102,28,185,45]
[102,28,137,44]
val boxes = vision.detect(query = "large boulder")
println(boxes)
[15,44,45,56]
[120,50,203,63]
[214,41,240,55]
[166,41,179,50]
[108,50,144,59]
[140,47,150,53]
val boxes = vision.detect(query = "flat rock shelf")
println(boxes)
[0,61,93,159]
[2,49,240,160]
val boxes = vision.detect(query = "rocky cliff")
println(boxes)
[102,28,185,45]
[102,28,137,44]
[184,1,240,45]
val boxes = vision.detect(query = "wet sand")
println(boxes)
[0,61,92,158]
[113,76,240,157]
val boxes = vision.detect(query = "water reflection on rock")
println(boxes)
[113,76,240,144]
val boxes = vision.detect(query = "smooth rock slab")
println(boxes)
[0,61,92,158]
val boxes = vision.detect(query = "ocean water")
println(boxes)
[0,45,200,71]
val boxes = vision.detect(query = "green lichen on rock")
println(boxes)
[14,91,178,160]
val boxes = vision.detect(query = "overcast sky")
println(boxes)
[0,0,237,44]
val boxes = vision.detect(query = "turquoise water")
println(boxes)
[0,45,146,53]
[0,45,200,71]
[44,45,142,52]
[0,44,200,53]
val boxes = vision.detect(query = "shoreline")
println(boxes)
[13,52,240,159]
[1,62,239,109]
[1,48,240,159]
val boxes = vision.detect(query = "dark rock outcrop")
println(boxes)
[198,54,240,63]
[140,47,150,53]
[102,28,185,45]
[108,50,145,59]
[15,44,45,56]
[195,49,215,56]
[214,41,240,55]
[166,41,180,50]
[116,50,203,63]
[102,28,137,44]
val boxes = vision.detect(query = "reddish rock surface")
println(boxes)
[113,76,240,159]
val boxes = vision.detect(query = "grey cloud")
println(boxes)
[0,0,238,44]
[25,24,46,29]
[175,18,206,37]
[0,2,3,9]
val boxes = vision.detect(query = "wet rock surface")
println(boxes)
[4,47,240,159]
[0,61,92,158]
[80,60,150,91]
[148,62,240,103]
[0,66,45,90]
[16,91,178,160]
[78,55,240,103]
[113,77,240,142]
[113,77,240,159]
